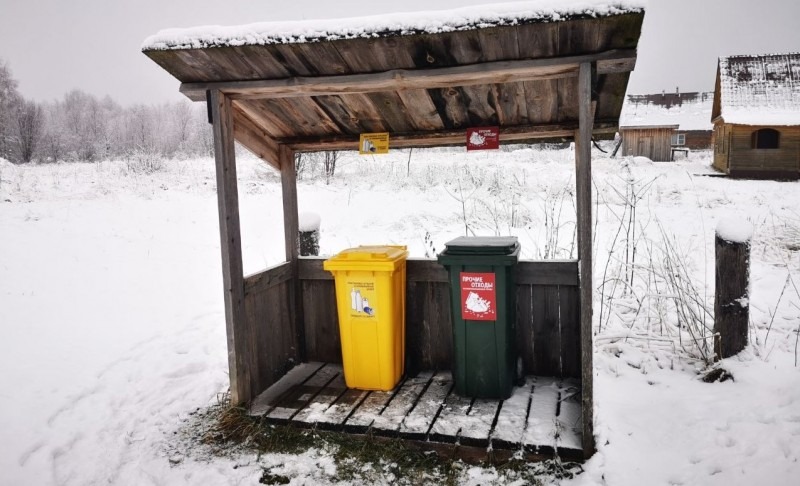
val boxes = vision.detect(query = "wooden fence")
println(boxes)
[239,257,581,402]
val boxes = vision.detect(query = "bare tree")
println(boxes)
[0,59,22,161]
[0,59,213,163]
[14,100,43,162]
[295,152,307,178]
[323,151,338,185]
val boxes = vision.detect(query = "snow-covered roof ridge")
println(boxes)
[620,91,713,131]
[142,0,647,51]
[718,52,800,126]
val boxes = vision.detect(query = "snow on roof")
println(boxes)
[620,91,713,131]
[142,0,647,51]
[718,52,800,126]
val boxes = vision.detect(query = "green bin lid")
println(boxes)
[442,236,519,255]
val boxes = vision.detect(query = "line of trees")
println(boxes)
[0,58,212,164]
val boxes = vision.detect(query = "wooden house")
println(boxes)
[712,53,800,179]
[619,90,713,161]
[142,1,645,461]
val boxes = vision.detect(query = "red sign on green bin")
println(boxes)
[460,272,496,321]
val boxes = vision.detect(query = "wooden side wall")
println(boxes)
[297,257,581,379]
[242,262,301,400]
[712,122,729,172]
[726,124,800,178]
[621,127,675,161]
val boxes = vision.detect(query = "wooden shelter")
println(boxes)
[620,90,713,161]
[619,124,678,161]
[712,53,800,179]
[143,1,644,460]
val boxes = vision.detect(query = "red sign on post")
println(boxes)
[460,272,496,321]
[466,127,500,151]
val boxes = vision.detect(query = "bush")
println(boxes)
[125,149,164,175]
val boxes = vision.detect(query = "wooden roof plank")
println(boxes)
[493,82,529,126]
[284,120,619,151]
[232,104,281,170]
[334,36,418,73]
[179,49,636,101]
[170,50,215,83]
[516,22,559,58]
[179,49,232,82]
[309,95,364,136]
[594,72,629,121]
[203,47,262,80]
[523,79,559,124]
[364,92,416,133]
[460,85,499,127]
[275,97,344,137]
[442,30,484,65]
[434,30,487,131]
[557,76,580,123]
[478,26,520,61]
[268,44,318,77]
[334,93,387,133]
[145,50,200,84]
[428,87,470,130]
[290,42,350,76]
[396,89,446,131]
[237,99,296,139]
[602,12,646,50]
[229,45,293,79]
[557,18,601,55]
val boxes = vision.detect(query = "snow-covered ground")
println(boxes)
[1,146,798,485]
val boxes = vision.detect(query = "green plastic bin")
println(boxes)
[437,236,520,399]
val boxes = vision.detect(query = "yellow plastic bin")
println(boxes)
[323,245,408,391]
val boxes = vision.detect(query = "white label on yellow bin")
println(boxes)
[348,280,376,318]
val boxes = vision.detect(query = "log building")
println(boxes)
[712,53,800,179]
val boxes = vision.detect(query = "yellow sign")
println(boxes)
[359,132,390,155]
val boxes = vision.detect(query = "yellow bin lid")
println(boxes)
[323,245,408,272]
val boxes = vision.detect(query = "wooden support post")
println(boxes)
[575,61,596,458]
[210,90,250,405]
[714,228,751,359]
[280,145,306,361]
[281,146,299,262]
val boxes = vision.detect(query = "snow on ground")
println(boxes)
[0,147,799,485]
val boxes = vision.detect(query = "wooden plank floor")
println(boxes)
[249,362,583,459]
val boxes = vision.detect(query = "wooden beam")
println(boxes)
[281,146,299,262]
[232,104,281,170]
[284,120,619,152]
[297,257,578,286]
[210,90,250,405]
[280,144,306,362]
[574,62,595,458]
[244,262,293,296]
[180,49,637,101]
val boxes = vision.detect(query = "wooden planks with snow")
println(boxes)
[250,363,584,459]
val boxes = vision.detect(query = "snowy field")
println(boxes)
[1,146,799,485]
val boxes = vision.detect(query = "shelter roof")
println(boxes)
[620,91,713,130]
[142,1,646,50]
[142,1,645,168]
[713,52,800,126]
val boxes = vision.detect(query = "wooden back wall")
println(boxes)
[298,257,581,380]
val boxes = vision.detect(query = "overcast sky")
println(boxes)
[1,0,798,105]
